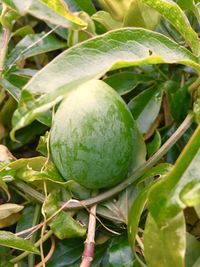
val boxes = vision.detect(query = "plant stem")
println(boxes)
[10,230,53,264]
[80,204,97,267]
[14,181,45,203]
[13,113,194,210]
[28,204,41,267]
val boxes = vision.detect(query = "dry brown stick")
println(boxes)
[80,204,97,267]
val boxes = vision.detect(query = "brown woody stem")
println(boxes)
[80,204,97,267]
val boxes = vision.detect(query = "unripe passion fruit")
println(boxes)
[50,80,138,189]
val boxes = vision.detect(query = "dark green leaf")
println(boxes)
[16,205,37,236]
[108,235,134,267]
[46,238,83,266]
[104,72,152,96]
[0,231,39,253]
[144,212,186,267]
[73,0,96,15]
[147,130,162,157]
[128,85,163,134]
[11,28,200,136]
[170,85,191,122]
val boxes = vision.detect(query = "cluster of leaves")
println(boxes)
[0,0,200,266]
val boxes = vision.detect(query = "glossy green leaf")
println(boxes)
[139,163,173,183]
[124,0,160,30]
[128,185,151,252]
[144,212,186,267]
[142,0,200,55]
[0,231,39,253]
[104,72,152,95]
[38,0,86,26]
[108,235,134,267]
[5,32,67,70]
[128,164,173,256]
[1,0,85,29]
[148,124,200,226]
[11,28,200,136]
[92,11,122,30]
[128,85,163,134]
[43,191,86,239]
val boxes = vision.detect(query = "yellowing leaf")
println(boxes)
[38,0,86,26]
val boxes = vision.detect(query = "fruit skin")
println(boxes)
[50,80,138,189]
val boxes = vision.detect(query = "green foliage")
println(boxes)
[1,0,200,266]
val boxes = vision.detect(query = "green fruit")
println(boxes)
[50,80,139,189]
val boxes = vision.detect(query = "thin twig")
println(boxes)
[34,236,55,267]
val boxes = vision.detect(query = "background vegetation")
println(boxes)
[0,0,200,266]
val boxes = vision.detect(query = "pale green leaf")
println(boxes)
[0,203,23,220]
[92,11,122,30]
[11,28,200,137]
[124,0,160,30]
[144,212,186,267]
[0,231,39,253]
[142,0,200,55]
